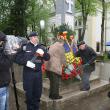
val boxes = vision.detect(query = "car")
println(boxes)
[105,42,110,59]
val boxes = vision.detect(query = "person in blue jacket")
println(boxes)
[15,32,50,110]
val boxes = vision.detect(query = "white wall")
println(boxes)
[105,11,110,50]
[75,9,102,51]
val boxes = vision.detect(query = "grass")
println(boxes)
[95,52,110,62]
[103,52,110,61]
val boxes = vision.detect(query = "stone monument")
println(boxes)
[55,0,75,29]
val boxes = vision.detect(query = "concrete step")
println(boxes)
[41,80,110,110]
[42,75,100,96]
[15,78,110,110]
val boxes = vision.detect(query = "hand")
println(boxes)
[35,53,44,57]
[36,49,44,57]
[84,63,89,66]
[13,44,20,49]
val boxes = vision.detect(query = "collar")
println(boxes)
[30,41,38,46]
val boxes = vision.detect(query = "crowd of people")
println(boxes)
[0,31,97,110]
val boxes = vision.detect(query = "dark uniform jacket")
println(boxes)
[0,48,11,88]
[14,42,50,90]
[76,45,97,73]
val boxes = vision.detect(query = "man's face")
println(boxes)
[79,44,86,50]
[70,35,74,40]
[29,36,39,44]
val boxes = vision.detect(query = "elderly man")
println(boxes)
[45,36,66,99]
[76,41,97,91]
[15,32,50,110]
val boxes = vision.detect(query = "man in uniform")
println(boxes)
[15,32,50,110]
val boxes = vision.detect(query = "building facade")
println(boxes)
[48,0,110,51]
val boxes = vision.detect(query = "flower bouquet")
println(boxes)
[60,31,82,80]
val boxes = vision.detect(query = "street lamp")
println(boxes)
[40,20,45,29]
[40,20,45,43]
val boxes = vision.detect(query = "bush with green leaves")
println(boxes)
[51,24,75,40]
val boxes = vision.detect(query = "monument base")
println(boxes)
[41,75,110,110]
[15,74,110,110]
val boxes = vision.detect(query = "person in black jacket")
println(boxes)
[76,41,97,91]
[0,31,11,110]
[15,32,50,110]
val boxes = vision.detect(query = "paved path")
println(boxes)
[71,90,110,110]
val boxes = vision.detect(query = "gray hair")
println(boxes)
[57,39,64,43]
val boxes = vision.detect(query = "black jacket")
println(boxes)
[0,48,11,88]
[76,45,97,73]
[14,42,50,90]
[15,42,50,68]
[15,43,49,76]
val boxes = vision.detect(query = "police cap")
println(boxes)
[77,41,85,47]
[28,32,38,38]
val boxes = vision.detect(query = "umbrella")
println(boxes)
[105,42,110,46]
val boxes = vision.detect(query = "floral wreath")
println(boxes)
[59,31,82,80]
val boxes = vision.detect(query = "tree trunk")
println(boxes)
[101,0,105,53]
[79,15,87,42]
[52,0,56,10]
[78,0,88,42]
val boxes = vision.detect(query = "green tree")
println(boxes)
[51,24,75,40]
[26,0,51,43]
[76,0,98,41]
[27,0,50,31]
[0,0,51,38]
[7,0,28,36]
[0,0,13,32]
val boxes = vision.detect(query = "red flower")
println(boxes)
[42,64,46,74]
